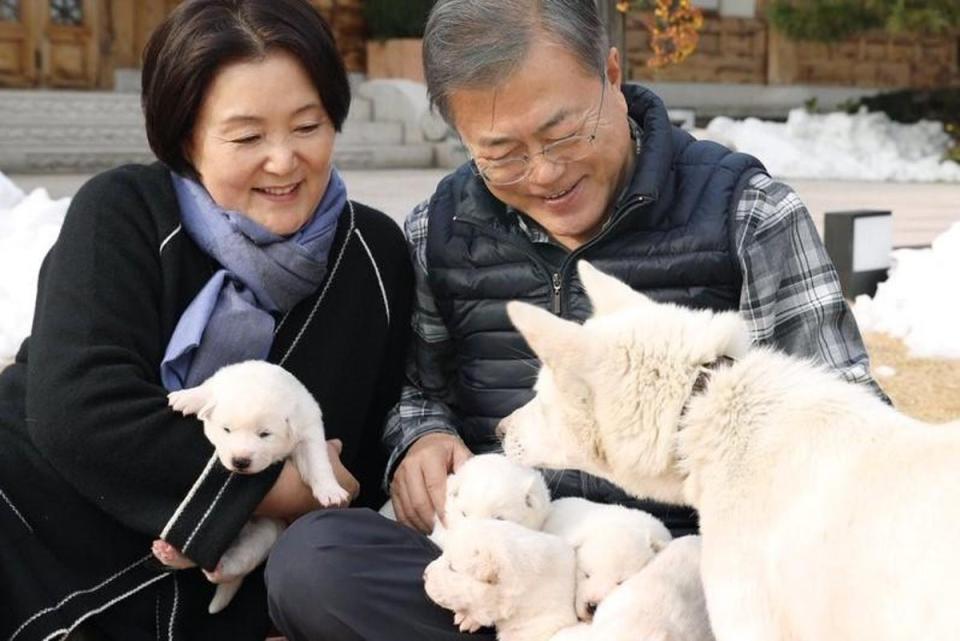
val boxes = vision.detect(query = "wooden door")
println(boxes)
[109,0,181,69]
[39,0,102,87]
[0,0,37,86]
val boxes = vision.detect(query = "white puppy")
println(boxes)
[553,536,714,641]
[430,453,551,548]
[500,261,960,641]
[543,497,672,620]
[164,360,348,613]
[423,519,578,641]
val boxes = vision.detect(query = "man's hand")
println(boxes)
[256,439,358,521]
[390,433,472,533]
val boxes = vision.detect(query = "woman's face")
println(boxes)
[188,50,336,236]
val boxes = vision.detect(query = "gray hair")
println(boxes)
[423,0,609,123]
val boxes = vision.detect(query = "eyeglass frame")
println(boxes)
[468,73,608,187]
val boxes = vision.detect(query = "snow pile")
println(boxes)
[854,222,960,359]
[707,108,960,182]
[0,173,71,362]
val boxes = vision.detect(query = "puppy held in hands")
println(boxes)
[543,497,672,621]
[431,453,551,549]
[424,519,578,641]
[157,360,348,613]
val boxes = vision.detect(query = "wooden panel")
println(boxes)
[0,0,36,87]
[39,0,101,88]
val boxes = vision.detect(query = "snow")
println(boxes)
[0,174,70,362]
[707,108,960,183]
[853,222,960,359]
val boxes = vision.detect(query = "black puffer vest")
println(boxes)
[426,85,765,534]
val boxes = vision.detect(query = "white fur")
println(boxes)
[167,360,348,613]
[543,497,672,620]
[423,519,578,641]
[430,453,551,549]
[501,261,960,641]
[553,536,714,641]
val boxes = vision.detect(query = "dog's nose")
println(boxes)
[231,456,252,471]
[585,602,598,617]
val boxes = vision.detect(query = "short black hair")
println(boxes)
[142,0,350,179]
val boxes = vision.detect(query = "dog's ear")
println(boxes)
[167,385,215,420]
[577,261,651,317]
[506,302,585,371]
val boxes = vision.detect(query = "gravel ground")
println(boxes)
[864,332,960,423]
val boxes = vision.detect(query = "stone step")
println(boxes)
[338,120,404,146]
[0,89,374,125]
[0,144,436,173]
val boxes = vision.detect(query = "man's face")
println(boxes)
[448,39,634,250]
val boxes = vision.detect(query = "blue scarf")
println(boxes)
[160,170,347,391]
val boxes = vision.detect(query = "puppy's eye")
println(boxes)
[493,515,505,521]
[460,510,467,518]
[222,427,231,434]
[258,431,271,439]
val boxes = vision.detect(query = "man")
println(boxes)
[266,1,883,639]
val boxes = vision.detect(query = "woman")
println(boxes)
[0,1,412,639]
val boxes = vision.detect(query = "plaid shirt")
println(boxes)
[382,172,883,485]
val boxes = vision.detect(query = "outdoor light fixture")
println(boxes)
[823,210,893,299]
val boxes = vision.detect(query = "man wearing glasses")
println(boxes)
[266,1,882,639]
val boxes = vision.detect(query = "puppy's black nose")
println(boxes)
[586,602,598,616]
[232,456,251,471]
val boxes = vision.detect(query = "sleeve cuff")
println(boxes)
[160,453,282,570]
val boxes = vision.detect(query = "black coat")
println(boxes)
[0,163,413,641]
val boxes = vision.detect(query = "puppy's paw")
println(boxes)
[454,611,483,633]
[166,387,208,417]
[313,481,351,508]
[152,539,196,569]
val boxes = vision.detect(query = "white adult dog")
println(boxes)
[500,261,960,641]
[161,360,348,613]
[430,453,551,548]
[423,519,578,641]
[543,497,672,620]
[553,536,714,641]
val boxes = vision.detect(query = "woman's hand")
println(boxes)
[255,439,359,521]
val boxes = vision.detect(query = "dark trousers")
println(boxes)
[265,508,497,641]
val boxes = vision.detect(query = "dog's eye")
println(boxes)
[493,515,505,521]
[258,431,271,439]
[222,427,231,434]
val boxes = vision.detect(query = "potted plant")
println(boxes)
[363,0,435,83]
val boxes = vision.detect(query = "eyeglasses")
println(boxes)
[471,75,608,187]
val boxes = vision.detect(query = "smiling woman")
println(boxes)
[0,1,413,640]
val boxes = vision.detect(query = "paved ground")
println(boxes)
[8,170,960,247]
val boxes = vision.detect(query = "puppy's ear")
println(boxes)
[649,531,672,553]
[167,385,214,420]
[446,471,462,499]
[506,302,585,371]
[471,546,500,585]
[577,261,650,317]
[523,474,548,512]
